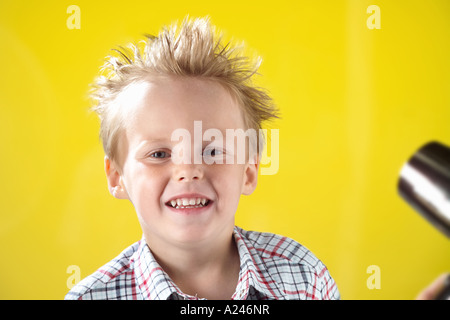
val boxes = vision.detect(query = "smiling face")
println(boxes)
[105,76,258,248]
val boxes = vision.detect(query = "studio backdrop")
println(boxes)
[0,0,449,299]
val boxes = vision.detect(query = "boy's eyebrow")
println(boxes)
[134,139,169,151]
[143,138,168,143]
[138,138,169,145]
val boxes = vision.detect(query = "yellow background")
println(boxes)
[0,0,449,299]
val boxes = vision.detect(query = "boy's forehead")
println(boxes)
[117,76,245,136]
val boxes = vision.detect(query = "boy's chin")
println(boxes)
[167,223,221,245]
[160,220,234,248]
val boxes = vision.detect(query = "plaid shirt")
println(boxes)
[65,226,339,300]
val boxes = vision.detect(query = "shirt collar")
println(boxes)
[232,227,282,300]
[131,227,280,300]
[130,236,180,300]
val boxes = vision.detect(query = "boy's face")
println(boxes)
[105,76,258,247]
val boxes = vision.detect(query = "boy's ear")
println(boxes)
[241,158,259,196]
[104,156,129,200]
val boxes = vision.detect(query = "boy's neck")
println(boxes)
[144,225,241,299]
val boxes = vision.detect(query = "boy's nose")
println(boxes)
[173,164,204,182]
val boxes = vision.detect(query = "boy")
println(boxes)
[65,17,339,300]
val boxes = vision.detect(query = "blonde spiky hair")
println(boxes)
[90,16,279,163]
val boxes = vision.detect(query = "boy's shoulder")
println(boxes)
[64,240,141,300]
[236,227,340,300]
[237,226,324,269]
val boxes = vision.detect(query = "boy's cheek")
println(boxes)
[212,164,249,193]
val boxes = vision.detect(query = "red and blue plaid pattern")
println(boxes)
[65,227,339,300]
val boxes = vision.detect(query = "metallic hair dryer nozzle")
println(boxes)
[398,141,450,238]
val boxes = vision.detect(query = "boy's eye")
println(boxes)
[204,147,224,157]
[209,148,222,156]
[149,151,170,159]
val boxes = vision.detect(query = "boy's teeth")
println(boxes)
[168,198,209,208]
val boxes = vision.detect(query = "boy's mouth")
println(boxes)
[165,197,211,209]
